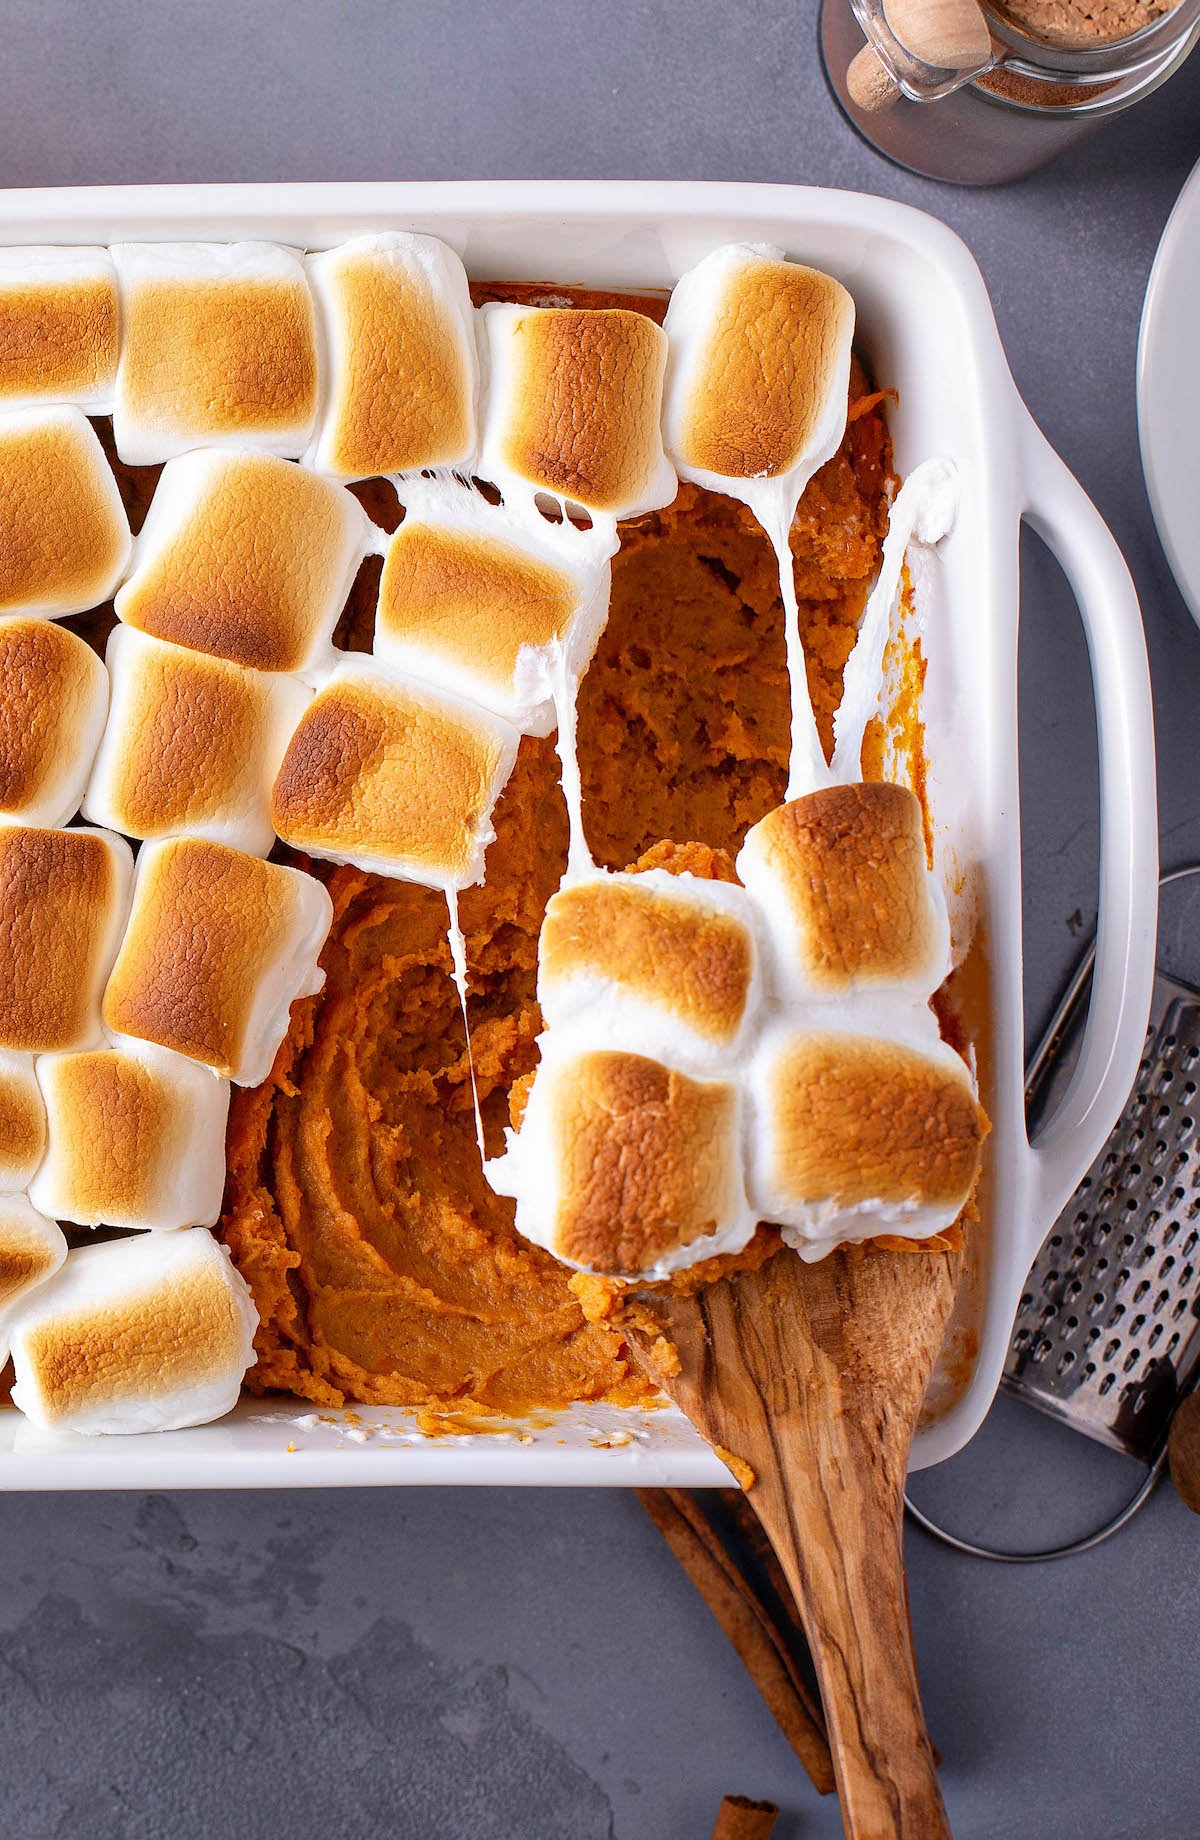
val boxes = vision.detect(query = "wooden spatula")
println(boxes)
[630,1240,962,1840]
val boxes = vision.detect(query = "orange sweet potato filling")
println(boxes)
[220,283,903,1413]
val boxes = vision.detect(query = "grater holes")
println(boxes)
[1147,1322,1165,1350]
[1098,1373,1116,1396]
[1122,1348,1141,1374]
[1055,1349,1077,1376]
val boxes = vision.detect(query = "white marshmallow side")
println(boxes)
[374,477,616,735]
[0,247,118,412]
[110,242,318,465]
[831,458,959,783]
[744,1012,976,1261]
[537,867,766,1074]
[8,1229,258,1435]
[486,1030,757,1282]
[29,1038,231,1231]
[305,231,478,481]
[82,625,312,856]
[224,864,332,1087]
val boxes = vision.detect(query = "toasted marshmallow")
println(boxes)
[0,825,132,1053]
[271,661,519,890]
[0,1053,47,1190]
[29,1040,230,1232]
[306,232,476,481]
[663,243,855,522]
[489,1041,754,1280]
[83,626,311,855]
[538,870,762,1070]
[0,1196,66,1364]
[0,247,118,411]
[374,479,614,733]
[0,406,131,617]
[8,1229,257,1434]
[736,783,950,1005]
[477,304,675,520]
[745,1020,985,1259]
[114,447,370,676]
[110,241,318,465]
[0,618,108,825]
[101,838,333,1087]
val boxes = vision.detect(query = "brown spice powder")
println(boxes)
[988,0,1179,48]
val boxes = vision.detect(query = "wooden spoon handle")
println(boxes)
[750,1413,949,1840]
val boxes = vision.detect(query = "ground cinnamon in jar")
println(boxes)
[988,0,1179,46]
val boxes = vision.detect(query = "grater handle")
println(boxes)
[1018,412,1158,1245]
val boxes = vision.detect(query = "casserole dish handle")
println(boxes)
[1018,412,1158,1246]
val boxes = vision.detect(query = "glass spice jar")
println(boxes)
[820,0,1200,184]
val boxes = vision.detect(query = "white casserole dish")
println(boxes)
[0,180,1157,1489]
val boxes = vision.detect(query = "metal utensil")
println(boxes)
[907,866,1200,1561]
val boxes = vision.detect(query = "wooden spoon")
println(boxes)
[630,1240,962,1840]
[847,0,993,113]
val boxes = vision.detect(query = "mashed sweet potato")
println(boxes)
[220,285,899,1413]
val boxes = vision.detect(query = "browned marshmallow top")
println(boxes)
[96,638,298,842]
[767,1033,984,1210]
[103,838,315,1078]
[0,620,105,815]
[0,1206,60,1314]
[0,828,124,1051]
[21,1253,247,1424]
[0,411,129,615]
[540,879,753,1045]
[0,275,118,404]
[377,522,578,687]
[550,1050,739,1275]
[120,276,317,444]
[0,1073,46,1188]
[748,782,936,990]
[496,308,668,513]
[271,673,511,881]
[38,1051,189,1221]
[321,252,472,477]
[678,261,852,481]
[118,453,360,672]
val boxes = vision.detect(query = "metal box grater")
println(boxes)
[1008,955,1200,1464]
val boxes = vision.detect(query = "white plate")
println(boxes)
[1139,152,1200,626]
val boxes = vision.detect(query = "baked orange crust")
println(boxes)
[219,285,899,1411]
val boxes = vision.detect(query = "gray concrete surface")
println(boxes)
[2,3,1200,1836]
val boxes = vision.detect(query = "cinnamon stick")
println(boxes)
[710,1794,778,1839]
[637,1487,835,1795]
